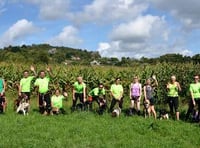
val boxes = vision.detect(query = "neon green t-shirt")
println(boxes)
[189,83,200,99]
[34,77,50,93]
[73,82,86,93]
[89,87,105,97]
[20,76,34,92]
[0,79,4,93]
[167,83,179,97]
[110,84,123,100]
[51,95,64,108]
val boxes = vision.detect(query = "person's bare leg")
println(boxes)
[131,100,134,108]
[176,112,179,120]
[137,101,140,111]
[147,107,151,118]
[151,106,157,119]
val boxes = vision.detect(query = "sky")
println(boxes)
[0,0,200,59]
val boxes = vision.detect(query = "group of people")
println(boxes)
[0,65,200,122]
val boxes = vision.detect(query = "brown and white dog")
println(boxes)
[16,95,29,115]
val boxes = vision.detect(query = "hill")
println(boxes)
[0,44,101,65]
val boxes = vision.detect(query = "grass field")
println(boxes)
[0,92,199,148]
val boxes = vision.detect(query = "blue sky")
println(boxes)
[0,0,199,58]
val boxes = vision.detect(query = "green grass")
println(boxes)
[0,92,199,148]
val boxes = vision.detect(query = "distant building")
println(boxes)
[90,60,100,65]
[71,56,81,60]
[48,48,57,54]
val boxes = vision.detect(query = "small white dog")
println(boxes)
[112,108,121,117]
[16,99,29,115]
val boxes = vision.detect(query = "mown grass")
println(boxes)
[0,92,199,148]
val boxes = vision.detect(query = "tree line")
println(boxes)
[0,44,199,65]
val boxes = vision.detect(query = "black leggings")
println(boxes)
[168,96,179,113]
[39,93,51,114]
[72,93,84,108]
[109,98,123,112]
[186,99,200,120]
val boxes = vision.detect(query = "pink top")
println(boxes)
[131,83,141,97]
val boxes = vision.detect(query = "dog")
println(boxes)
[192,106,199,122]
[143,100,150,118]
[159,109,169,120]
[16,100,29,115]
[112,108,121,117]
[16,95,29,115]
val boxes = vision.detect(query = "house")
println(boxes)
[48,48,57,54]
[90,60,100,65]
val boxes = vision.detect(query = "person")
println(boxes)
[18,65,37,107]
[0,77,6,113]
[34,67,53,115]
[129,76,142,115]
[185,75,200,122]
[71,76,86,111]
[166,75,181,120]
[87,83,106,114]
[143,77,158,119]
[109,78,123,112]
[51,89,68,115]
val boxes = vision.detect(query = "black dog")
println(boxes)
[159,109,169,120]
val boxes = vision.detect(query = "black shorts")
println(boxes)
[131,96,140,101]
[21,92,31,100]
[148,97,155,105]
[0,96,5,104]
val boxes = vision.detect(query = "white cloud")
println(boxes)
[0,19,40,47]
[110,15,165,43]
[24,0,70,20]
[48,25,82,47]
[97,15,193,59]
[149,0,200,30]
[21,0,148,24]
[70,0,148,24]
[180,49,193,56]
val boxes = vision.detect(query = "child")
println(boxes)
[51,89,68,115]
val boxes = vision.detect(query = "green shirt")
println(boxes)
[34,77,50,93]
[0,79,4,93]
[51,95,64,108]
[89,87,105,97]
[189,83,200,99]
[73,82,86,93]
[110,84,123,100]
[20,76,34,92]
[167,83,179,97]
